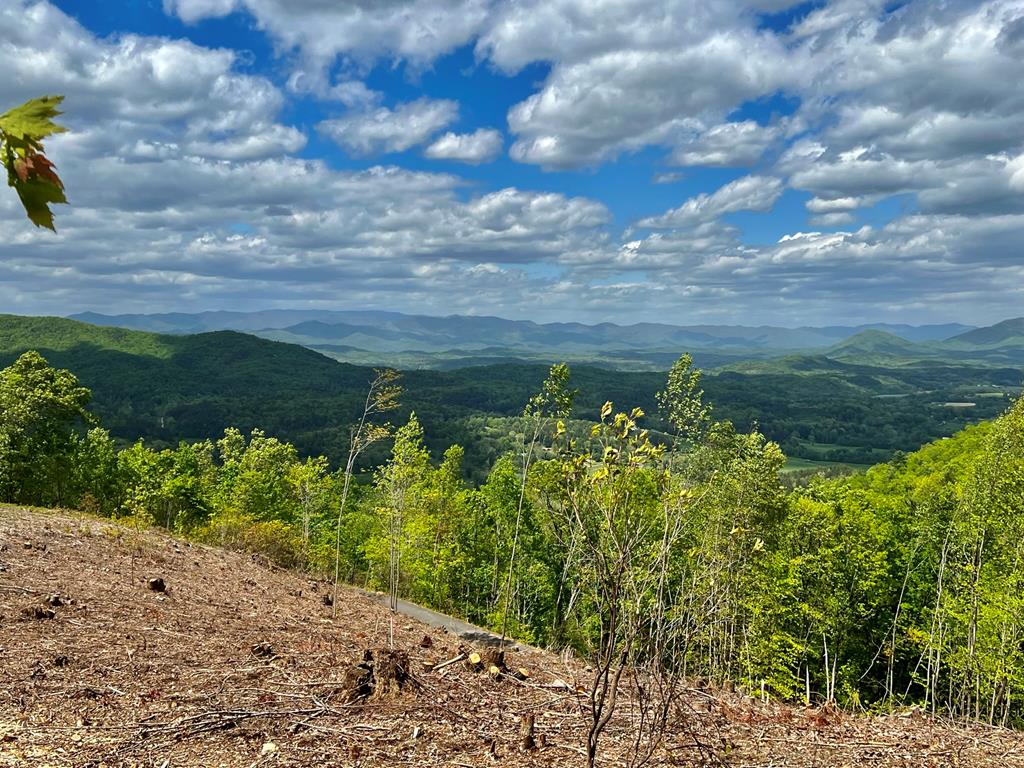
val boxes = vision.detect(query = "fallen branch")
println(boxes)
[429,653,467,673]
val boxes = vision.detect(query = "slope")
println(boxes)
[948,317,1024,347]
[3,506,1022,767]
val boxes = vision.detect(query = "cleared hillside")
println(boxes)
[2,507,1024,767]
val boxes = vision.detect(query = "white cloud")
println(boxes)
[638,176,784,228]
[809,212,856,227]
[318,98,458,155]
[805,197,866,214]
[670,120,781,167]
[0,1,301,162]
[165,0,490,72]
[424,128,503,164]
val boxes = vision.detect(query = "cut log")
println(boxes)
[341,662,374,702]
[251,642,274,658]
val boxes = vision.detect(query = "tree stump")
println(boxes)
[520,713,536,751]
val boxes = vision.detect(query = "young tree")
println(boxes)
[1,96,67,230]
[554,401,671,767]
[656,352,711,447]
[288,455,330,543]
[499,363,575,645]
[373,413,431,612]
[332,369,402,615]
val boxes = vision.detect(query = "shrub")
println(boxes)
[197,510,304,569]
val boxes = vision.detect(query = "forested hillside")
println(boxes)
[1,315,1016,473]
[71,308,976,372]
[2,347,1023,727]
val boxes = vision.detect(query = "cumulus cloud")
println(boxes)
[638,176,784,229]
[0,1,614,320]
[670,120,781,167]
[0,0,302,162]
[424,129,503,164]
[165,0,490,71]
[318,98,458,155]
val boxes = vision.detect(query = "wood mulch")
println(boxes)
[1,506,1023,767]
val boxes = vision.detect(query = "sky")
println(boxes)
[1,0,1023,327]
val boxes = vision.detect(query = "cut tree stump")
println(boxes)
[467,648,506,673]
[372,649,412,699]
[520,713,536,751]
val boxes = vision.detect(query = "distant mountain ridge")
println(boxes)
[69,310,977,370]
[948,317,1024,346]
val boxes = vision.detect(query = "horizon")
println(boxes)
[2,1,1024,326]
[55,307,1013,334]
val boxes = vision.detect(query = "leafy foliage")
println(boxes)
[0,351,93,505]
[0,96,67,230]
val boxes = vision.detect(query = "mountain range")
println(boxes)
[70,310,978,370]
[3,313,1020,475]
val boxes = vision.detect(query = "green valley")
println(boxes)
[2,314,1019,476]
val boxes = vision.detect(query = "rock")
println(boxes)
[261,741,278,756]
[22,605,55,620]
[251,642,274,658]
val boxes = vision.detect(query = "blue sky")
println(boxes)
[2,0,1023,326]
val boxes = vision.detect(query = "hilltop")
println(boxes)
[824,329,937,363]
[949,317,1024,347]
[3,506,1022,767]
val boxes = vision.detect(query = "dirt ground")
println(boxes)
[2,506,1024,767]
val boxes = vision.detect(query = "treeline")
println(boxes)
[2,349,1023,729]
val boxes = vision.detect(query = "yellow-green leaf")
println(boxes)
[0,96,67,143]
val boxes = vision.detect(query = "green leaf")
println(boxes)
[12,173,67,231]
[0,96,67,144]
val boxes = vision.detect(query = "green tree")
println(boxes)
[370,412,431,612]
[657,352,711,446]
[499,363,575,644]
[332,368,402,614]
[0,351,93,505]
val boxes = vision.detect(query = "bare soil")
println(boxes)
[2,506,1023,767]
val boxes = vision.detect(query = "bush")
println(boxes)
[196,510,304,569]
